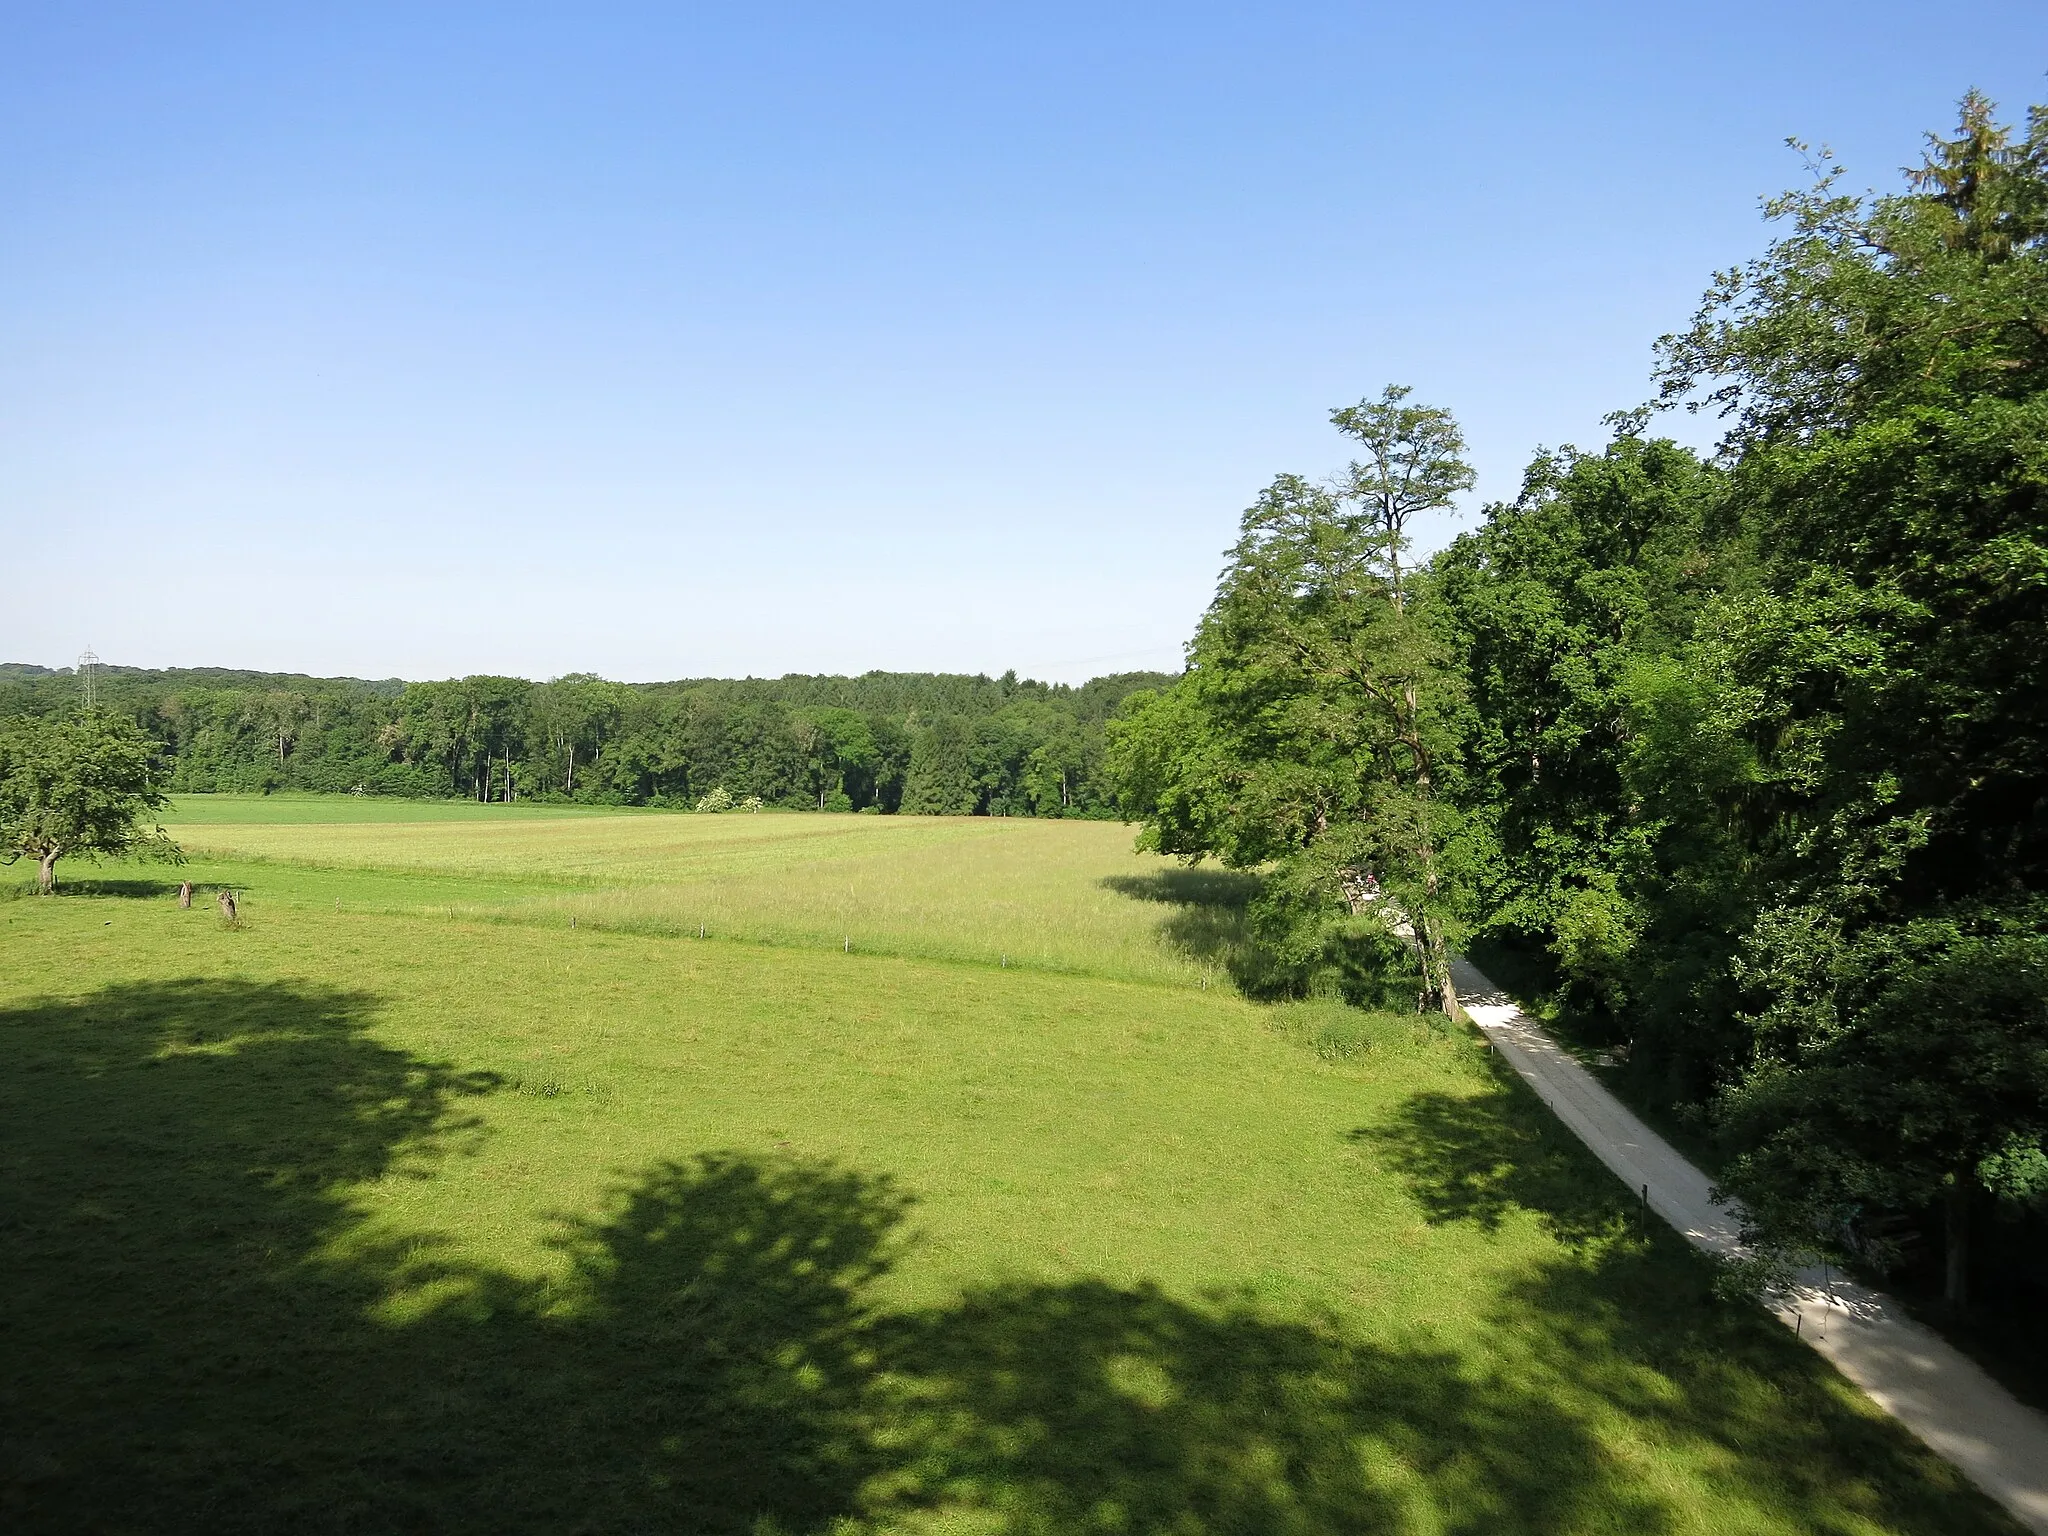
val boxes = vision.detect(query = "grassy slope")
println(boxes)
[0,801,2016,1534]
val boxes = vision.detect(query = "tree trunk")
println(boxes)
[1386,670,1458,1017]
[1421,913,1460,1017]
[567,745,575,794]
[38,848,58,894]
[1408,753,1457,1016]
[1945,1176,1971,1314]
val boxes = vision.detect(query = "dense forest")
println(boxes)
[1111,96,2048,1339]
[0,663,1162,817]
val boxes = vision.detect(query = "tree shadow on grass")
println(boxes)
[1,877,195,900]
[1353,1057,1634,1248]
[1360,1067,2014,1533]
[1101,868,1260,975]
[1490,1246,2006,1535]
[0,978,911,1532]
[876,1279,1672,1534]
[0,980,2015,1534]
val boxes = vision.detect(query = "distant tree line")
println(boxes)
[0,665,1163,817]
[1113,95,2048,1325]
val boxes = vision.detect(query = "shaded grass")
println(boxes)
[0,890,2014,1534]
[1099,867,1261,978]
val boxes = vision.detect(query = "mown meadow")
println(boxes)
[154,795,1247,988]
[0,797,2017,1533]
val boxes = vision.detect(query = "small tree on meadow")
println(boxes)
[0,712,182,893]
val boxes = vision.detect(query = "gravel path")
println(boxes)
[1452,956,2048,1534]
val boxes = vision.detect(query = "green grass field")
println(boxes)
[152,795,1253,988]
[0,797,2016,1533]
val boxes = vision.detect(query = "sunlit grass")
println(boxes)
[158,790,650,823]
[161,800,1236,985]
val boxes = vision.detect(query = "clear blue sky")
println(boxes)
[5,4,2044,683]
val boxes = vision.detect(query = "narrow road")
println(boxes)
[1451,957,2048,1535]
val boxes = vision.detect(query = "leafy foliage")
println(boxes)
[1122,94,2048,1320]
[1716,903,2048,1266]
[0,712,182,891]
[1434,435,1735,1037]
[1112,393,1478,1010]
[1640,96,2048,1296]
[0,666,1161,818]
[1422,93,2048,1311]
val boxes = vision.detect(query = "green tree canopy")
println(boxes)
[901,716,977,816]
[1112,391,1476,1012]
[0,712,181,893]
[1433,434,1734,1052]
[1640,93,2048,1305]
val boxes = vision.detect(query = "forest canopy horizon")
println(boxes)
[0,663,1165,821]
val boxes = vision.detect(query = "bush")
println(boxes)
[1230,867,1423,1008]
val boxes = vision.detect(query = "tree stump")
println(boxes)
[217,890,238,921]
[178,881,193,909]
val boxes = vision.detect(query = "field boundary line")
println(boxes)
[1452,956,2048,1535]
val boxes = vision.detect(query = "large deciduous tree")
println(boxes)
[0,712,182,893]
[1112,389,1477,1013]
[529,674,620,796]
[250,690,306,769]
